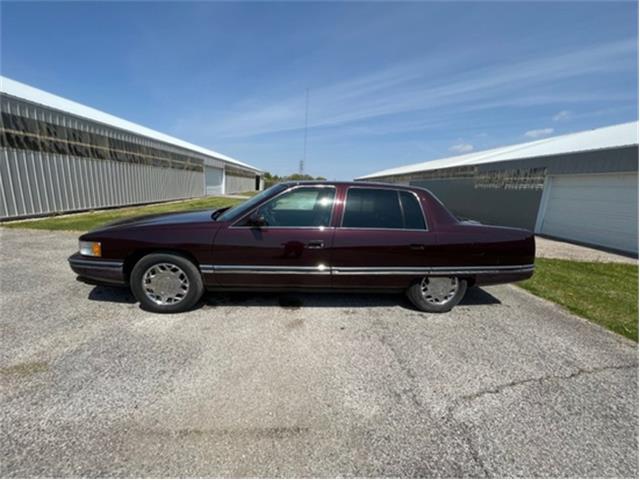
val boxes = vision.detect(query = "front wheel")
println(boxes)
[406,276,467,313]
[130,253,204,313]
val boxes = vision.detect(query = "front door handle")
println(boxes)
[409,244,425,250]
[307,240,325,249]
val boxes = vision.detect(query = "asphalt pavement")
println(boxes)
[1,228,637,477]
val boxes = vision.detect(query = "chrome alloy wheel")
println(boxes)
[420,276,459,305]
[142,263,190,306]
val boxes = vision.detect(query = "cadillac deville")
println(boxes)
[68,182,535,313]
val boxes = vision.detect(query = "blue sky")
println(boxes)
[2,1,638,179]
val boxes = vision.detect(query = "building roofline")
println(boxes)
[357,121,639,179]
[0,75,263,173]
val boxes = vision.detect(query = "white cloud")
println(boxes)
[176,38,636,139]
[553,110,572,122]
[524,128,554,138]
[449,143,474,153]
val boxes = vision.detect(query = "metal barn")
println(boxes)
[358,123,639,254]
[0,76,263,220]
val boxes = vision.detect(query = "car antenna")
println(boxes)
[299,87,309,175]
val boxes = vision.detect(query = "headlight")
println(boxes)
[79,240,102,257]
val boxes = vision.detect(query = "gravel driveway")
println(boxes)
[535,236,638,264]
[1,228,637,477]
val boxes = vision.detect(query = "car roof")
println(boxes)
[281,180,426,192]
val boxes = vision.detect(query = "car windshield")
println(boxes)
[216,183,289,222]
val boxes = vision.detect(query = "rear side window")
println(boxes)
[342,188,427,230]
[342,188,403,228]
[399,191,426,230]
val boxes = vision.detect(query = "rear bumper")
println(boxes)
[68,253,126,286]
[473,264,534,286]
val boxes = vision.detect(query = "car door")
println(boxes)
[330,186,439,289]
[211,185,336,288]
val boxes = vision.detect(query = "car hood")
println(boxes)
[91,209,217,232]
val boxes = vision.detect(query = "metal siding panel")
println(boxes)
[119,161,126,205]
[60,155,71,211]
[87,158,97,208]
[10,152,27,215]
[225,174,255,194]
[87,159,95,208]
[35,152,51,212]
[94,159,102,208]
[0,150,17,217]
[74,157,87,210]
[106,161,114,206]
[102,159,110,207]
[113,161,120,205]
[540,173,638,253]
[43,153,57,212]
[69,156,81,210]
[20,150,35,214]
[112,161,118,206]
[27,151,43,213]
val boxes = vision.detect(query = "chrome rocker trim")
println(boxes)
[200,264,534,276]
[331,265,534,275]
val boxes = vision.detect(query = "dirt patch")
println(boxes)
[0,361,49,377]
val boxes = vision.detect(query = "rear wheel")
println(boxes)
[130,253,204,313]
[406,276,467,313]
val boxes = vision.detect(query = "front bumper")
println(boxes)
[68,253,127,286]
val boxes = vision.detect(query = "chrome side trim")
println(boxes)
[201,264,330,275]
[332,265,534,275]
[200,265,215,274]
[69,258,123,270]
[201,264,534,276]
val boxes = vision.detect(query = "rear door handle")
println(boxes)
[307,240,325,249]
[409,244,425,250]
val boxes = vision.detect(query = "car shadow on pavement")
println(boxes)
[88,285,136,304]
[87,285,501,310]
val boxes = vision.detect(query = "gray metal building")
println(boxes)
[0,76,263,220]
[358,122,638,254]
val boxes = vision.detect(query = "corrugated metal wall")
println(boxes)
[1,148,203,218]
[225,173,256,194]
[410,177,543,229]
[0,93,261,219]
[368,146,639,230]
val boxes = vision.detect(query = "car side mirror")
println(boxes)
[247,212,267,227]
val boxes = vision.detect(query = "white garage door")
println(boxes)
[537,173,638,253]
[205,166,224,195]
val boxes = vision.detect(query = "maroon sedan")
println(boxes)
[69,181,534,313]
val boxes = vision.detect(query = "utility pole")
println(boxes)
[300,88,309,175]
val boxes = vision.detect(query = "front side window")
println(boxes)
[342,188,426,230]
[218,183,288,222]
[246,187,335,227]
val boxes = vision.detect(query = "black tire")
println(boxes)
[406,276,467,313]
[130,253,204,313]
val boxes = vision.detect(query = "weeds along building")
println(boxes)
[0,76,263,220]
[358,122,638,254]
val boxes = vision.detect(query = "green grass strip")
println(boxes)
[519,258,638,341]
[3,196,243,232]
